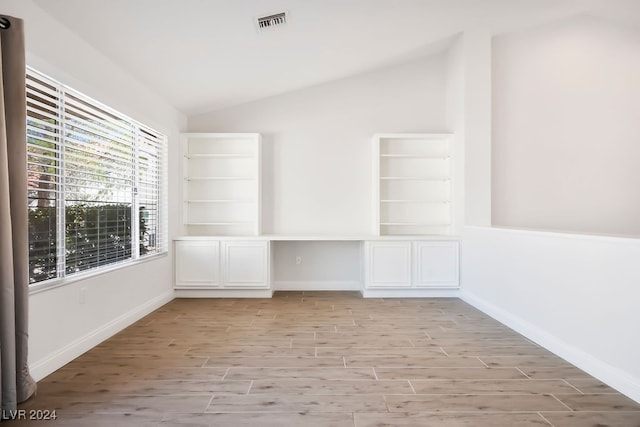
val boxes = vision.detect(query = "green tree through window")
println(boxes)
[27,68,166,286]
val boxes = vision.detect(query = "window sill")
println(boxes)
[28,252,168,296]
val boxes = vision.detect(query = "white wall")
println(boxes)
[461,226,640,403]
[458,16,640,404]
[3,0,186,380]
[461,29,492,227]
[272,241,361,290]
[443,29,492,230]
[189,54,449,235]
[492,15,640,236]
[444,35,465,234]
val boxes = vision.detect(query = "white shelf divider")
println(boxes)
[182,133,262,236]
[373,133,454,236]
[185,176,256,181]
[185,154,255,159]
[186,199,255,203]
[380,200,450,203]
[380,154,450,159]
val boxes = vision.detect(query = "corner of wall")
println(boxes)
[30,290,173,381]
[460,287,640,404]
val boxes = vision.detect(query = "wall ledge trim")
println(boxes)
[465,225,640,244]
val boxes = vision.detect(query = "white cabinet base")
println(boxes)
[175,289,273,298]
[273,281,361,291]
[174,237,458,297]
[361,288,460,298]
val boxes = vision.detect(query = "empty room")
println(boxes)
[1,0,639,426]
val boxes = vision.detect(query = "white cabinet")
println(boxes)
[221,241,270,288]
[175,240,220,288]
[365,241,412,288]
[174,240,270,290]
[373,134,453,236]
[182,133,261,236]
[414,241,459,288]
[364,240,459,290]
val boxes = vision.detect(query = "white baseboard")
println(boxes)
[362,288,460,298]
[460,290,640,404]
[174,289,273,298]
[29,290,174,381]
[273,281,361,291]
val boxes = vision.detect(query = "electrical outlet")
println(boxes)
[296,256,302,265]
[79,287,87,304]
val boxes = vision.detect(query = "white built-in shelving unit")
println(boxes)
[182,133,261,236]
[178,133,269,294]
[373,133,453,236]
[175,132,459,297]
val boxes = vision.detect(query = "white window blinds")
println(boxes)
[26,67,167,285]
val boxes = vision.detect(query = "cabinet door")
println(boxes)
[221,241,269,288]
[414,241,459,288]
[365,241,412,288]
[175,240,219,287]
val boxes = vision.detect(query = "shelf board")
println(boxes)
[380,200,450,203]
[186,177,256,181]
[176,234,459,241]
[380,154,450,159]
[380,176,450,181]
[380,222,451,226]
[185,199,255,203]
[186,221,255,225]
[185,154,254,159]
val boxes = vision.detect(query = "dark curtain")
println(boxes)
[0,14,37,418]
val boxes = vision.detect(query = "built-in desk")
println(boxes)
[174,235,459,298]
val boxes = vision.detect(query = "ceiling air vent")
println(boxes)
[257,12,286,30]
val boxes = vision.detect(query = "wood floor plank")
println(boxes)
[345,356,485,368]
[224,367,376,380]
[353,412,551,427]
[384,393,570,412]
[249,379,414,395]
[203,356,344,368]
[292,338,414,347]
[206,393,387,412]
[554,393,640,411]
[540,411,640,427]
[20,394,213,414]
[161,412,356,426]
[478,355,574,369]
[186,345,316,357]
[317,347,447,357]
[409,379,579,395]
[37,379,252,396]
[563,378,620,393]
[518,366,593,379]
[374,367,529,380]
[7,413,162,427]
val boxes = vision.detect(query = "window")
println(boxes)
[26,67,167,286]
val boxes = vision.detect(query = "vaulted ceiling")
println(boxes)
[33,0,640,115]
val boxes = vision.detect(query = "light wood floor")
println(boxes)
[15,292,640,426]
